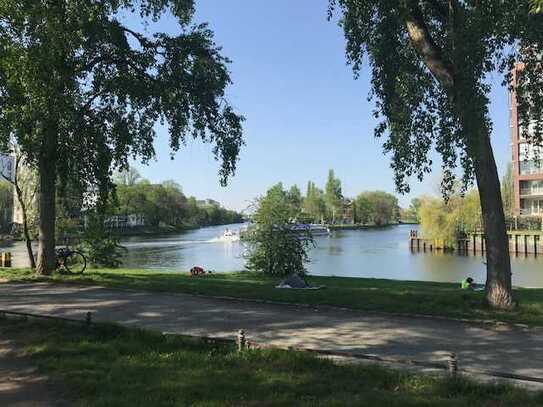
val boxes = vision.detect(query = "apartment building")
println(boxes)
[511,67,543,216]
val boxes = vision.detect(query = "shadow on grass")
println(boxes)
[2,317,542,407]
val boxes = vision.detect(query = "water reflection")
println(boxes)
[3,224,543,287]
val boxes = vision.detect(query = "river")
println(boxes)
[3,224,543,287]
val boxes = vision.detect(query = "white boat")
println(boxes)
[291,224,331,236]
[221,228,240,241]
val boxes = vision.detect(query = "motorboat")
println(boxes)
[222,228,240,242]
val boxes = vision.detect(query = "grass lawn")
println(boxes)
[2,268,543,327]
[1,316,541,407]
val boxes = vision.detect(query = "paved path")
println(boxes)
[1,283,543,384]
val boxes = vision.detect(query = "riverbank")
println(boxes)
[2,317,537,406]
[2,268,543,326]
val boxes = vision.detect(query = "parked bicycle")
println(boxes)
[55,247,87,274]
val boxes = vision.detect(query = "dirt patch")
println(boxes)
[0,336,70,406]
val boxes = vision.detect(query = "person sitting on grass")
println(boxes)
[461,277,476,290]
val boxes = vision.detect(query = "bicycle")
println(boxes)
[55,247,87,274]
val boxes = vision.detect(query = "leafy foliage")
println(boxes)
[114,168,243,228]
[419,191,481,246]
[328,0,543,308]
[354,191,399,226]
[80,212,126,269]
[0,0,244,272]
[501,163,514,218]
[328,1,542,194]
[246,184,314,276]
[303,181,326,222]
[324,169,343,222]
[401,198,422,223]
[0,180,11,231]
[0,1,244,193]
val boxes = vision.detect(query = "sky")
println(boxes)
[130,0,512,212]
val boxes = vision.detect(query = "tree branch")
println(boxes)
[401,0,455,89]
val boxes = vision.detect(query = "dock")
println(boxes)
[409,231,543,257]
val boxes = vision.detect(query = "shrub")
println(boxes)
[80,213,126,268]
[245,184,314,276]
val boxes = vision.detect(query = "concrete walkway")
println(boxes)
[1,283,542,384]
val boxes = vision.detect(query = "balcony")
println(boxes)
[520,208,543,216]
[519,161,543,176]
[520,188,543,197]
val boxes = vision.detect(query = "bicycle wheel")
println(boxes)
[64,251,87,274]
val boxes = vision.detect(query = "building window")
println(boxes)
[520,199,543,215]
[520,160,543,175]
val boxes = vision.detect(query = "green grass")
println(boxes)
[1,316,541,406]
[3,268,543,327]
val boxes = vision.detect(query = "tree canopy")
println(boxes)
[324,169,343,223]
[114,174,243,228]
[0,1,244,273]
[329,0,541,193]
[246,183,314,276]
[354,191,399,226]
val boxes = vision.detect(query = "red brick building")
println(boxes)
[511,66,543,216]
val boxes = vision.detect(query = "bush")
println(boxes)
[506,216,542,231]
[245,184,314,276]
[80,213,126,268]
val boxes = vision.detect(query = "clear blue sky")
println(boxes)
[131,0,512,212]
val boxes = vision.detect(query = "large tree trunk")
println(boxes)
[471,132,513,309]
[36,133,57,275]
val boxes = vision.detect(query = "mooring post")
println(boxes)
[535,235,539,258]
[473,234,477,254]
[0,252,11,268]
[514,234,519,256]
[237,329,246,352]
[86,312,92,326]
[448,353,458,378]
[524,234,528,256]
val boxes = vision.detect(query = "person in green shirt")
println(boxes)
[461,277,475,290]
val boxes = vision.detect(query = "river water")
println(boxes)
[3,224,543,287]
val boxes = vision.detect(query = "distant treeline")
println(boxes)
[113,168,243,229]
[268,170,400,226]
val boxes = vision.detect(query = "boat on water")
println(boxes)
[221,228,240,241]
[238,223,331,239]
[290,224,331,236]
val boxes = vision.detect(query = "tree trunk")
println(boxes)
[15,184,35,269]
[471,133,514,309]
[36,133,57,275]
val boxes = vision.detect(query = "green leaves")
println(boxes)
[0,0,244,204]
[329,1,543,195]
[247,184,314,276]
[532,0,543,13]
